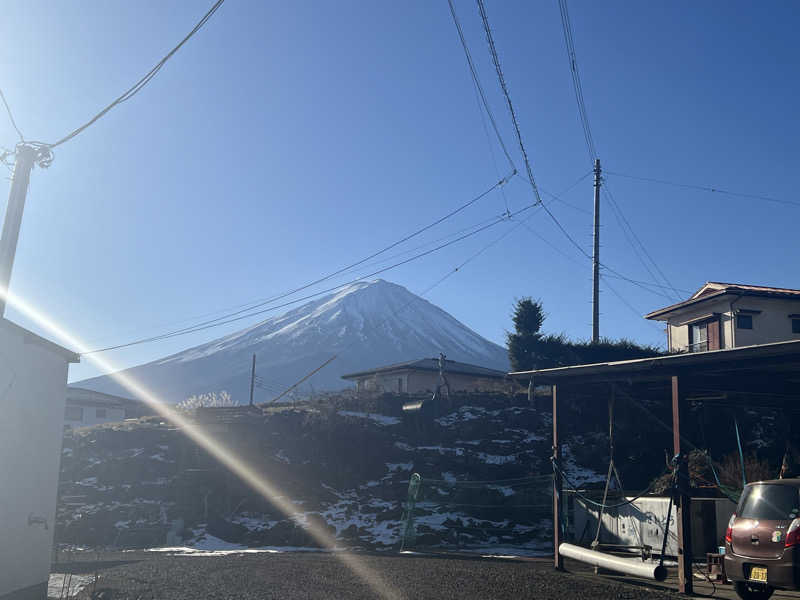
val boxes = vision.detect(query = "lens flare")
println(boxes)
[2,289,403,600]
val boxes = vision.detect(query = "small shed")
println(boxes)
[0,318,79,600]
[510,339,800,595]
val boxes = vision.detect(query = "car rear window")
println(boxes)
[738,484,800,520]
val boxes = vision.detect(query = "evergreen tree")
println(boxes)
[506,298,663,371]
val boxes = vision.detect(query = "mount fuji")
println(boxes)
[75,280,510,403]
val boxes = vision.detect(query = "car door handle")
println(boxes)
[751,535,759,544]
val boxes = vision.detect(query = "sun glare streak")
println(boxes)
[2,290,404,600]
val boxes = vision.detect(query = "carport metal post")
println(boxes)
[671,375,693,594]
[553,384,563,570]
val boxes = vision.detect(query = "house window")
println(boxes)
[65,406,83,421]
[737,314,753,330]
[793,319,800,334]
[689,322,708,352]
[96,408,107,418]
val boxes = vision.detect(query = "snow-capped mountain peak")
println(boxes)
[76,279,509,403]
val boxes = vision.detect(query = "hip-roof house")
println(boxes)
[342,357,508,395]
[64,387,150,429]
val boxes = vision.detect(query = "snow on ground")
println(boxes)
[48,573,94,599]
[417,445,465,456]
[489,485,515,497]
[435,406,494,427]
[338,411,401,426]
[560,442,605,485]
[386,462,413,472]
[476,453,516,465]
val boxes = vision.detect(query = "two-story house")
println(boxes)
[645,282,800,353]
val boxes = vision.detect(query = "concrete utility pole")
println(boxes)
[591,158,602,343]
[248,353,256,406]
[0,144,38,317]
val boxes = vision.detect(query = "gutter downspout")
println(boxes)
[666,318,672,352]
[729,294,743,348]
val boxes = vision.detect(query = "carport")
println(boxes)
[510,339,800,595]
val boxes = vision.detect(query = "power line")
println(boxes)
[0,88,24,142]
[85,200,537,353]
[476,0,542,205]
[519,219,684,301]
[557,0,596,162]
[85,176,512,352]
[603,185,681,300]
[601,275,662,333]
[83,212,507,348]
[606,170,800,209]
[447,0,516,174]
[46,0,225,149]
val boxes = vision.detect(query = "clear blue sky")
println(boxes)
[1,1,798,383]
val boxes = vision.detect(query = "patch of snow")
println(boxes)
[48,574,94,599]
[476,453,516,465]
[386,462,413,472]
[488,485,515,497]
[418,445,465,456]
[338,411,401,426]
[560,442,604,485]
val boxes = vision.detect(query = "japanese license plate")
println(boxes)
[750,567,768,583]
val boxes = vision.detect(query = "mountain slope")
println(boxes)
[76,280,510,403]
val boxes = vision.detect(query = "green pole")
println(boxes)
[400,473,421,551]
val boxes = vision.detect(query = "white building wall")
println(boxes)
[664,296,800,352]
[729,296,800,347]
[0,322,75,599]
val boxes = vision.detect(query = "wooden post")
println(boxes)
[553,384,563,570]
[671,375,693,594]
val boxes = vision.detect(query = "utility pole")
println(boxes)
[0,144,38,317]
[248,353,256,406]
[591,158,602,343]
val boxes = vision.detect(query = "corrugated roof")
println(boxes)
[646,282,800,320]
[508,339,800,383]
[342,358,507,380]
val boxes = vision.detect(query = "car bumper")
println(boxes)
[724,544,800,589]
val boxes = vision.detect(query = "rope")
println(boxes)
[420,474,551,485]
[705,452,741,504]
[552,458,666,510]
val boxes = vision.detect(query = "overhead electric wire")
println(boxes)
[85,177,513,353]
[447,0,516,173]
[603,186,681,300]
[519,219,682,301]
[261,202,551,401]
[45,0,225,149]
[476,0,543,206]
[606,170,800,209]
[601,275,667,336]
[554,0,682,305]
[557,0,596,162]
[0,88,24,142]
[86,200,536,354]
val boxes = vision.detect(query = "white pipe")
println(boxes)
[558,543,668,581]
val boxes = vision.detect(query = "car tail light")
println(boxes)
[726,513,736,544]
[785,518,800,548]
